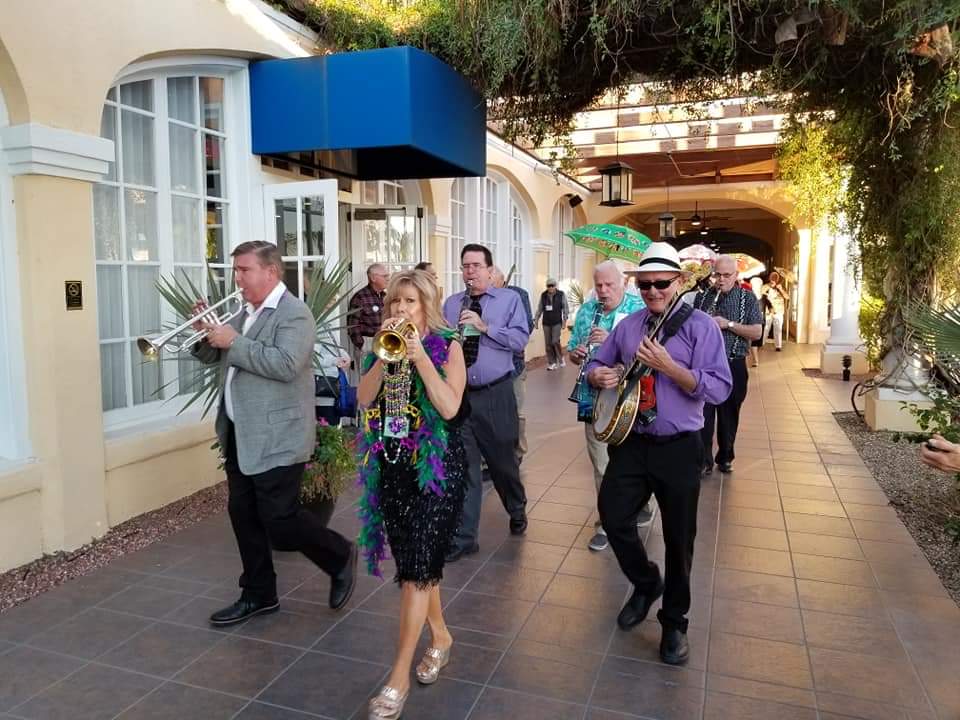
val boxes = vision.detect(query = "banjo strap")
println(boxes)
[638,303,694,422]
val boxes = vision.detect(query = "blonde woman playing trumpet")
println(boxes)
[356,270,468,720]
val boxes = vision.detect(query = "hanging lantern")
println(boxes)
[599,161,635,207]
[658,211,676,240]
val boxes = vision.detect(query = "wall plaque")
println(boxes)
[65,281,83,311]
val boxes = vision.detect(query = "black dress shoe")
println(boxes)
[445,542,479,563]
[329,544,357,610]
[509,513,528,535]
[660,627,690,665]
[616,576,665,630]
[209,596,279,627]
[701,463,714,477]
[718,462,733,473]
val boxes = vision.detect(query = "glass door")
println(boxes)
[263,179,339,299]
[351,206,423,285]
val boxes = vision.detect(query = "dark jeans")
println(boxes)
[701,357,749,466]
[454,378,526,550]
[598,432,701,632]
[225,424,351,602]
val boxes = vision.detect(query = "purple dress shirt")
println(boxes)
[443,285,530,387]
[585,306,732,436]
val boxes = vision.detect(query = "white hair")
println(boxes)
[714,255,737,271]
[593,260,623,279]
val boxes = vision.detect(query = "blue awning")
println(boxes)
[250,46,486,180]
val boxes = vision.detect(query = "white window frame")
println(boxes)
[0,91,29,460]
[95,58,251,430]
[552,199,575,282]
[447,178,467,293]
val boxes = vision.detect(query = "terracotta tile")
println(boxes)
[708,632,813,689]
[825,464,874,477]
[850,518,915,543]
[775,460,826,474]
[859,539,927,566]
[774,471,833,487]
[713,569,798,608]
[722,479,780,495]
[721,491,782,511]
[837,488,892,506]
[772,451,823,463]
[711,598,804,644]
[719,507,785,531]
[717,545,794,577]
[816,691,930,720]
[795,579,888,619]
[717,525,789,552]
[787,532,865,561]
[777,483,840,502]
[791,553,876,587]
[819,453,869,467]
[830,474,882,490]
[706,674,816,709]
[703,691,817,720]
[780,498,847,518]
[801,609,906,659]
[842,502,900,523]
[808,646,930,709]
[783,513,855,538]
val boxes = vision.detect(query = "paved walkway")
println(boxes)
[0,343,958,720]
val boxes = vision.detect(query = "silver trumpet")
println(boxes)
[568,302,605,404]
[137,289,245,359]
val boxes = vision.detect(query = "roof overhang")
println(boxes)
[250,46,487,180]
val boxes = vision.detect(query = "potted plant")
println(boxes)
[300,418,357,526]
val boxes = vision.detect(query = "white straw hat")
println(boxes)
[636,242,689,275]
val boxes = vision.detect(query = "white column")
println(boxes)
[820,230,868,373]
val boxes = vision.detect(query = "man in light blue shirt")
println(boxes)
[442,244,530,560]
[567,261,645,551]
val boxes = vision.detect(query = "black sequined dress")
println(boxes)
[378,357,467,588]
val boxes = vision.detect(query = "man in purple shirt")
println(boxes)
[586,242,731,666]
[442,243,530,561]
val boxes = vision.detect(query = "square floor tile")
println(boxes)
[795,579,887,619]
[780,498,847,518]
[706,674,816,709]
[718,525,789,552]
[312,610,397,664]
[14,663,160,720]
[708,632,812,689]
[519,604,615,654]
[800,609,905,659]
[97,585,194,620]
[490,650,597,704]
[783,513,854,538]
[703,691,817,720]
[443,591,535,637]
[721,492,782,512]
[258,651,384,718]
[808,646,929,709]
[100,622,225,678]
[230,609,334,649]
[174,635,302,698]
[717,544,793,577]
[792,554,876,587]
[719,507,785,531]
[27,608,152,660]
[711,598,804,644]
[464,563,555,602]
[540,573,626,613]
[382,677,481,720]
[518,520,582,547]
[469,687,584,720]
[787,532,864,561]
[116,682,247,719]
[528,502,592,526]
[607,620,708,671]
[713,568,798,608]
[490,541,569,573]
[0,646,84,711]
[591,655,704,719]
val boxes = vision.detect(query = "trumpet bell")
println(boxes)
[137,337,161,360]
[372,320,414,363]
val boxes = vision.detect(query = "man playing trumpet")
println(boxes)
[567,261,644,552]
[586,243,731,665]
[191,241,357,626]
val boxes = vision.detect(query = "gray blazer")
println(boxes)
[194,290,315,475]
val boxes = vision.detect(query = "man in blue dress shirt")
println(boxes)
[586,242,732,665]
[443,244,531,561]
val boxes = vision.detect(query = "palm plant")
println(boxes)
[152,258,357,418]
[903,300,960,393]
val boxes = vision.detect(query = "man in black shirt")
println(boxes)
[533,278,569,370]
[694,255,763,474]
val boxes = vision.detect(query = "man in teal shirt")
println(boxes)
[567,261,646,551]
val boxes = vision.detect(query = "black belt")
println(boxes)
[633,430,696,445]
[467,372,513,392]
[728,356,748,363]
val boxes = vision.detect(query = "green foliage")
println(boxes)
[154,258,357,418]
[776,123,847,231]
[901,390,960,443]
[302,421,357,502]
[858,294,886,371]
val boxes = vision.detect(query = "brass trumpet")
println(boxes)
[372,319,416,363]
[137,289,245,359]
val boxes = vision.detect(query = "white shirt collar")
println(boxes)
[245,281,287,316]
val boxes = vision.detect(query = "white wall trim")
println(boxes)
[0,123,114,182]
[486,131,591,197]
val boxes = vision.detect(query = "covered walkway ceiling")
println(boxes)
[520,87,784,191]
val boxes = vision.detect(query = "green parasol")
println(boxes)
[563,224,653,263]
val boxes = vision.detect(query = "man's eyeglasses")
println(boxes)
[461,263,487,271]
[637,276,680,291]
[715,272,736,279]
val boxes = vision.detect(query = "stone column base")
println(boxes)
[864,386,933,432]
[820,345,869,375]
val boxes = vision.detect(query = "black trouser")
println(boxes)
[598,432,701,632]
[453,376,526,550]
[224,424,351,602]
[700,357,749,466]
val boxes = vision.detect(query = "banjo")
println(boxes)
[592,267,712,446]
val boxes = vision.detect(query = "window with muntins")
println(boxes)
[94,73,232,417]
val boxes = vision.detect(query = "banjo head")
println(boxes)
[592,387,619,433]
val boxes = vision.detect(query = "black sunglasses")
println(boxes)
[637,276,680,291]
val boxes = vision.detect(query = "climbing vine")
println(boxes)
[281,0,960,362]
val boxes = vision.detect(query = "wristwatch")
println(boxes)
[727,320,737,330]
